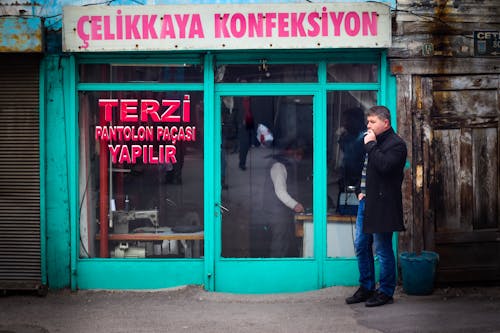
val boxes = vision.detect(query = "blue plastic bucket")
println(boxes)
[399,251,439,295]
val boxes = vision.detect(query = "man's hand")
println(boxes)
[358,193,365,201]
[364,129,376,144]
[293,203,304,213]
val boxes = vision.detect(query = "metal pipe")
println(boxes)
[99,107,109,258]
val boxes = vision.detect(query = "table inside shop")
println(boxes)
[96,231,204,258]
[294,213,356,257]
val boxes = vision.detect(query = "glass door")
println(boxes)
[210,56,384,292]
[215,93,317,293]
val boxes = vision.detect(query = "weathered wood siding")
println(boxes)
[391,0,499,58]
[390,0,500,283]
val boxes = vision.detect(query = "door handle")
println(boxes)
[216,203,229,213]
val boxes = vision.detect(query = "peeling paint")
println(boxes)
[416,164,423,190]
[422,123,433,142]
[0,17,43,52]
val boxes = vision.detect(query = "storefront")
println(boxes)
[57,2,395,292]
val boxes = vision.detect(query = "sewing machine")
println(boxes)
[112,209,159,234]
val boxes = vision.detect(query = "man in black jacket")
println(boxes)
[345,105,407,307]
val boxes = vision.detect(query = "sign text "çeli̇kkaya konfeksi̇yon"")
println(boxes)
[76,7,380,48]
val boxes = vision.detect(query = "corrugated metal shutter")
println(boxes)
[0,54,42,291]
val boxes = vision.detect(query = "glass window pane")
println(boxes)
[220,95,313,258]
[215,64,318,83]
[327,63,378,83]
[326,90,376,257]
[79,91,204,258]
[79,64,203,83]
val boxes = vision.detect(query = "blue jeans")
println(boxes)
[354,198,396,296]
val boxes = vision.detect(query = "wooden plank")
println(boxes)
[436,230,500,243]
[472,128,498,229]
[435,241,500,283]
[433,129,462,232]
[395,0,499,22]
[432,75,499,91]
[397,21,500,35]
[397,0,499,6]
[397,74,415,253]
[460,128,474,232]
[432,90,498,118]
[294,214,356,222]
[390,35,474,58]
[395,13,499,24]
[96,232,204,241]
[430,117,498,129]
[421,77,436,251]
[437,266,500,283]
[294,215,356,238]
[436,242,499,268]
[390,58,500,75]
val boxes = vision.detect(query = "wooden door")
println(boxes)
[418,75,500,283]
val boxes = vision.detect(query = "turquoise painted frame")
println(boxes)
[73,54,207,290]
[62,50,396,292]
[212,85,322,293]
[44,55,75,289]
[67,55,78,290]
[210,52,393,292]
[39,58,47,286]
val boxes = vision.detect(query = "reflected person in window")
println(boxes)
[262,141,307,257]
[338,107,366,193]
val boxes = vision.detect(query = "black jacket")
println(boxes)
[363,127,407,233]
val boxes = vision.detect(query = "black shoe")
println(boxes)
[365,291,394,307]
[345,287,374,304]
[239,164,247,170]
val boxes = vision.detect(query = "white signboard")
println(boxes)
[63,3,391,52]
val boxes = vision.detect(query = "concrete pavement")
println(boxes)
[1,285,500,333]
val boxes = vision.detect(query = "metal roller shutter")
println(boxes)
[0,54,43,293]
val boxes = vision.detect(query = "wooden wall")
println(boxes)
[390,0,500,283]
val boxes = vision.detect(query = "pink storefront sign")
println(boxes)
[62,3,391,52]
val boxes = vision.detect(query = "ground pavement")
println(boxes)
[1,285,500,333]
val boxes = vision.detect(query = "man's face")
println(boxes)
[366,115,389,136]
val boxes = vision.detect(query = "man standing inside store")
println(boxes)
[345,105,407,307]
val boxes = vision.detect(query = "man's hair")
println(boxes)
[367,105,391,124]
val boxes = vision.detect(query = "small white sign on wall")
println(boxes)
[62,3,391,52]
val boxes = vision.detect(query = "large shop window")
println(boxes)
[326,90,377,258]
[327,63,378,83]
[220,95,313,258]
[79,63,203,83]
[79,89,204,259]
[215,64,318,83]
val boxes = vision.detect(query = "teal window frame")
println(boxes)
[67,50,395,291]
[72,53,207,290]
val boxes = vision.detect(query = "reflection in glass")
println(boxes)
[78,91,204,258]
[326,90,376,257]
[215,64,318,83]
[79,64,203,83]
[327,63,378,83]
[220,96,313,258]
